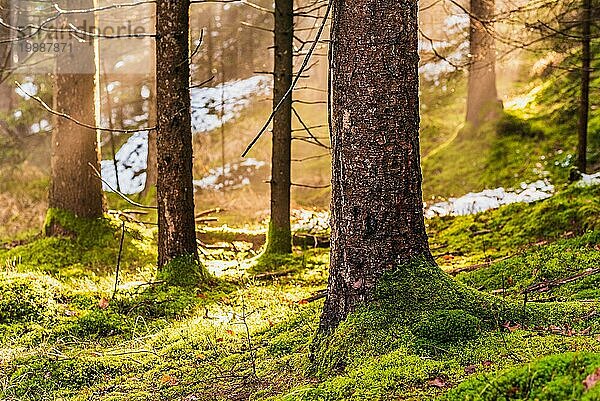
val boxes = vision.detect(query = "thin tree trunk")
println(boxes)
[155,0,199,267]
[466,0,501,127]
[46,0,103,235]
[577,0,591,174]
[0,0,13,112]
[265,0,293,255]
[318,0,432,334]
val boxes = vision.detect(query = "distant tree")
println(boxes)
[0,0,14,113]
[577,0,591,173]
[264,0,294,255]
[318,0,433,333]
[46,0,104,235]
[466,0,502,127]
[155,0,199,269]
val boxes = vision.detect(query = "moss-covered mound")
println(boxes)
[443,352,600,400]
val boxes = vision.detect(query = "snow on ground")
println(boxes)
[101,131,148,194]
[102,76,271,194]
[578,172,600,187]
[424,180,555,218]
[193,158,266,191]
[191,76,271,133]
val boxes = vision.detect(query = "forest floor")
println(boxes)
[0,181,599,401]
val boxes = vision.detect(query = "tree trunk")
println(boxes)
[318,0,432,334]
[155,0,199,268]
[46,0,104,235]
[264,0,293,255]
[0,0,13,112]
[466,0,501,127]
[577,0,591,174]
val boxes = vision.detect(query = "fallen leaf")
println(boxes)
[482,360,493,367]
[216,337,224,343]
[226,329,235,336]
[464,365,477,375]
[583,367,600,390]
[98,297,110,310]
[428,377,447,388]
[196,293,207,299]
[160,374,178,386]
[298,299,309,305]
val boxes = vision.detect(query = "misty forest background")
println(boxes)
[0,0,600,400]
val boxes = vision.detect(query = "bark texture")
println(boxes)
[156,0,199,267]
[466,0,501,127]
[577,0,591,174]
[47,0,103,235]
[265,0,293,255]
[318,0,432,333]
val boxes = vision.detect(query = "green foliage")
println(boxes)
[443,352,600,401]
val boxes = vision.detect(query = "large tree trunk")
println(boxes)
[577,0,591,174]
[155,0,199,268]
[318,0,432,334]
[264,0,293,255]
[46,0,104,235]
[466,0,501,127]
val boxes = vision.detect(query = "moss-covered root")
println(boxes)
[264,220,292,255]
[443,352,600,400]
[43,208,112,241]
[310,261,599,377]
[157,254,210,287]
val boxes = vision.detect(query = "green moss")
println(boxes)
[416,310,481,345]
[264,220,293,255]
[443,352,600,400]
[496,112,544,139]
[0,273,62,323]
[157,254,209,287]
[5,356,129,400]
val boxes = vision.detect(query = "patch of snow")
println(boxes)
[577,172,600,187]
[191,75,270,133]
[424,180,555,218]
[101,131,148,194]
[193,158,266,191]
[102,76,270,194]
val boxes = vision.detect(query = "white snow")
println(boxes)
[101,131,148,194]
[193,158,266,191]
[102,76,270,194]
[577,172,600,187]
[424,180,555,218]
[191,76,271,133]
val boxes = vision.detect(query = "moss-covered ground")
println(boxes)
[0,181,599,400]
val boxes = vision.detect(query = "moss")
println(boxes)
[416,310,481,345]
[6,356,129,400]
[456,231,600,300]
[496,112,544,139]
[157,254,209,287]
[264,220,293,255]
[2,210,156,275]
[0,272,62,323]
[443,352,600,400]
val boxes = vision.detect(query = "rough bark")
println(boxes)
[318,0,433,334]
[466,0,502,127]
[577,0,591,174]
[155,0,199,267]
[264,0,293,255]
[47,0,104,235]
